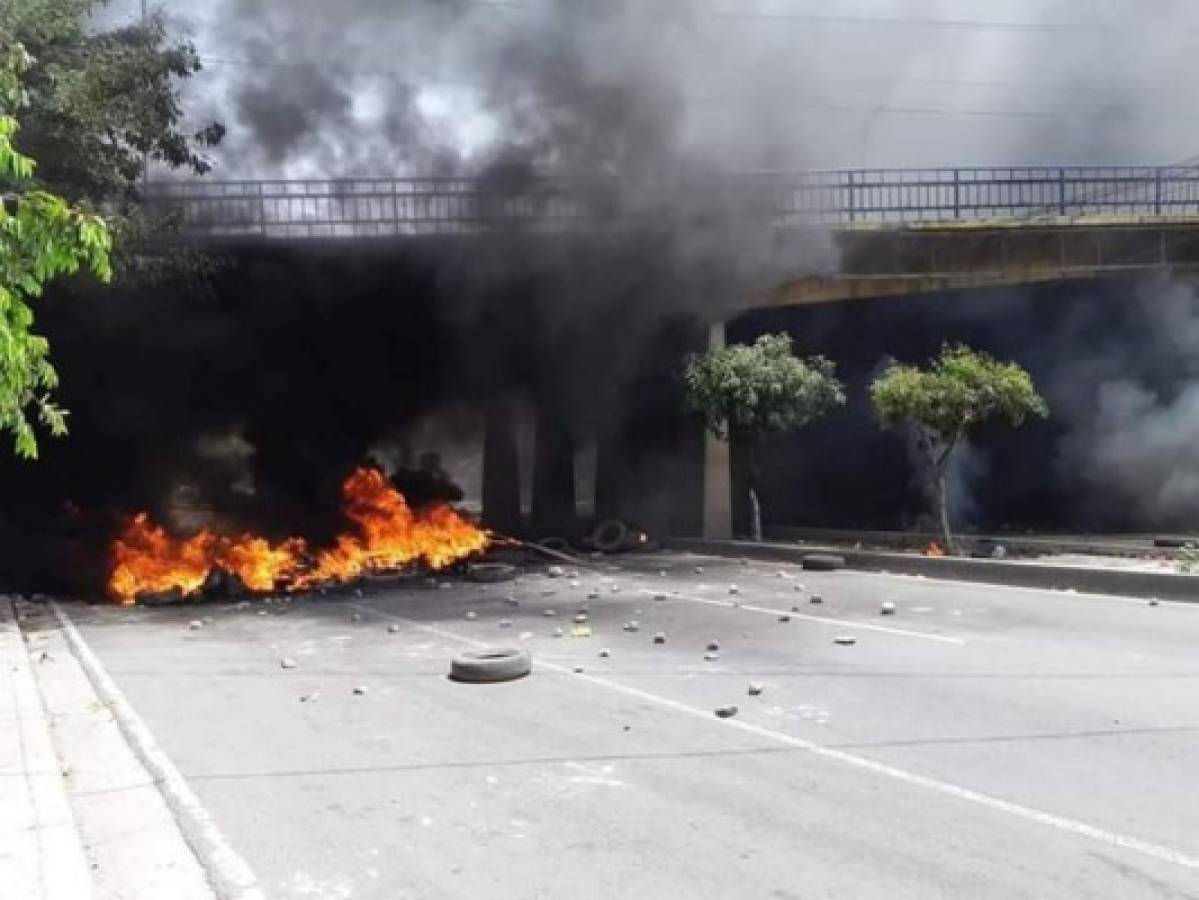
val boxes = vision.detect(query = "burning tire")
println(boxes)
[450,648,532,683]
[801,553,845,571]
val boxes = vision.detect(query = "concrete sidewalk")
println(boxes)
[0,596,92,900]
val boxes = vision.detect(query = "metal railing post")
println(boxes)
[1058,168,1067,215]
[953,169,961,219]
[847,170,856,223]
[1154,167,1163,216]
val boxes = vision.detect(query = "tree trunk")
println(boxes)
[934,464,954,554]
[746,439,762,542]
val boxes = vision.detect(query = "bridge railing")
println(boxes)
[141,166,1199,237]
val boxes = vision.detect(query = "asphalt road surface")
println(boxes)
[62,553,1199,899]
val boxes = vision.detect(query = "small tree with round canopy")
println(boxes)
[683,332,844,541]
[870,344,1048,553]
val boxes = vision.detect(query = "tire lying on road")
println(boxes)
[590,518,631,553]
[450,648,532,683]
[801,553,846,571]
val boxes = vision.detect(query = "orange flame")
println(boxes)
[107,467,489,603]
[924,541,945,557]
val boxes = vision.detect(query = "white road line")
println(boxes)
[50,602,263,900]
[637,589,967,645]
[351,601,1199,872]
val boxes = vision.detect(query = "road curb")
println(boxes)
[0,598,93,900]
[49,601,263,900]
[668,538,1199,602]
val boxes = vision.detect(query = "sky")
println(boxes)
[92,0,1199,180]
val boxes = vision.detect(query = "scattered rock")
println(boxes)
[573,666,585,674]
[350,613,362,622]
[573,612,589,623]
[833,636,857,646]
[352,686,369,695]
[598,648,611,658]
[541,589,556,597]
[704,652,720,662]
[715,705,739,718]
[465,611,478,620]
[748,682,764,696]
[658,570,667,577]
[622,621,641,632]
[543,609,557,617]
[728,584,740,595]
[706,640,720,652]
[791,605,801,613]
[569,579,581,588]
[652,593,668,601]
[653,633,666,644]
[387,624,401,633]
[809,594,823,605]
[498,619,513,628]
[609,584,621,594]
[880,601,897,616]
[776,570,788,578]
[587,590,600,600]
[552,627,565,638]
[280,657,298,669]
[793,583,805,592]
[299,692,319,703]
[519,631,534,640]
[504,596,520,607]
[693,566,704,574]
[778,615,791,623]
[1149,598,1160,607]
[188,620,203,630]
[257,610,268,616]
[547,565,566,578]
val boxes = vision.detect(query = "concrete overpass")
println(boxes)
[146,164,1199,305]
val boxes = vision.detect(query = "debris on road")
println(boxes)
[694,566,704,574]
[880,601,897,616]
[653,632,666,644]
[623,621,641,632]
[587,590,600,600]
[1149,599,1160,607]
[468,562,516,583]
[387,624,401,633]
[599,648,611,658]
[715,705,739,718]
[498,619,512,628]
[352,686,369,695]
[505,596,520,607]
[573,666,585,674]
[653,593,668,601]
[706,640,720,652]
[778,615,791,623]
[809,594,824,604]
[547,565,566,578]
[543,609,557,617]
[300,692,319,703]
[188,620,203,630]
[729,584,740,595]
[519,632,534,640]
[573,612,589,623]
[465,611,478,620]
[552,627,565,638]
[704,652,720,661]
[748,683,764,696]
[350,613,362,622]
[572,625,592,638]
[280,657,298,669]
[833,636,857,646]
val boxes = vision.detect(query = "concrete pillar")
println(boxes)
[482,403,521,535]
[702,321,733,539]
[531,407,576,537]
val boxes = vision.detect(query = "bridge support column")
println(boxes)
[483,401,522,535]
[702,321,733,540]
